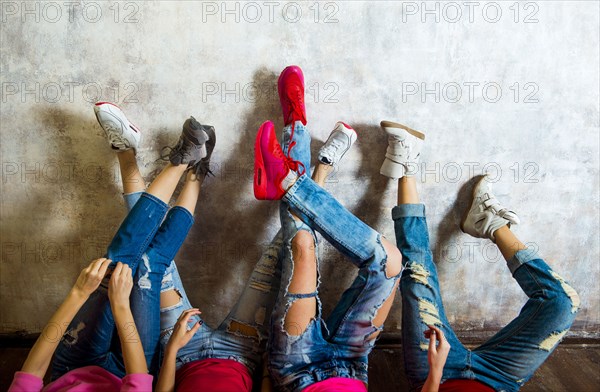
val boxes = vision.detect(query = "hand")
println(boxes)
[166,308,202,353]
[108,262,133,309]
[424,325,450,375]
[72,258,112,298]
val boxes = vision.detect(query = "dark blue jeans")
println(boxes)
[394,204,580,392]
[51,193,194,378]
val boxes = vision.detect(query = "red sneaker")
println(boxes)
[254,121,303,200]
[278,65,307,127]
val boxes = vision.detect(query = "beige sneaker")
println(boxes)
[380,120,425,179]
[460,176,520,242]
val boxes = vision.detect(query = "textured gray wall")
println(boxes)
[1,1,598,338]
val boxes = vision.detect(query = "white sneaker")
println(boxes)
[460,176,520,242]
[380,120,425,179]
[94,102,141,153]
[318,121,357,165]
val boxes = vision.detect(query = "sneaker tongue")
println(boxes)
[320,156,332,165]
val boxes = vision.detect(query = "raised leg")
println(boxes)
[394,177,469,390]
[470,227,580,389]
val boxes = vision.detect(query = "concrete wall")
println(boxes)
[1,1,598,338]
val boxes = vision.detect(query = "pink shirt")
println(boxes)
[175,358,253,392]
[302,377,368,392]
[8,366,153,392]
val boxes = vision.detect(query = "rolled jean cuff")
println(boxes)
[507,248,541,275]
[392,204,426,219]
[124,191,144,211]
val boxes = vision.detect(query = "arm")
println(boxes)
[260,355,273,392]
[421,326,451,392]
[108,262,148,375]
[156,308,201,392]
[20,258,112,378]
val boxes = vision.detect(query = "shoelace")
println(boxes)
[272,138,305,176]
[105,125,128,148]
[320,136,345,159]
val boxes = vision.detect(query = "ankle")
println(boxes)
[281,170,298,192]
[312,164,334,186]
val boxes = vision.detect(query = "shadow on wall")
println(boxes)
[173,67,284,326]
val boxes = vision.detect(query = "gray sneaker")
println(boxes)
[168,117,209,167]
[190,124,216,177]
[461,176,520,242]
[318,121,357,165]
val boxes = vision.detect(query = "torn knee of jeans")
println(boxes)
[539,330,569,351]
[249,275,274,293]
[227,319,261,341]
[160,289,183,310]
[409,262,432,288]
[418,298,442,327]
[366,324,385,341]
[61,322,85,346]
[379,236,403,279]
[137,253,152,290]
[160,271,173,290]
[549,270,580,313]
[282,292,319,336]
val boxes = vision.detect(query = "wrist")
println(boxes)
[165,342,180,356]
[69,288,89,303]
[111,302,132,315]
[427,368,443,382]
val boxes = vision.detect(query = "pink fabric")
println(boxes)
[440,379,495,391]
[302,377,367,392]
[8,366,153,392]
[175,358,253,392]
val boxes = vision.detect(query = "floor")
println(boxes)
[1,342,598,391]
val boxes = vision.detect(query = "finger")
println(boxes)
[91,258,107,272]
[431,325,445,342]
[98,259,111,278]
[179,309,201,324]
[112,262,123,279]
[178,308,200,319]
[123,265,132,278]
[428,326,437,352]
[188,321,202,334]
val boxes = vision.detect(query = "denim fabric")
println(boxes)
[127,192,284,375]
[269,122,399,392]
[158,231,284,374]
[393,204,579,392]
[52,192,194,378]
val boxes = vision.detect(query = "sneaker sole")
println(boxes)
[380,120,425,140]
[460,175,488,233]
[254,121,272,200]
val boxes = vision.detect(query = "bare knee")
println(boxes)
[382,237,402,278]
[160,289,182,309]
[292,230,316,259]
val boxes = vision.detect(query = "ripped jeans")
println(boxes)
[268,174,400,392]
[52,192,194,379]
[394,204,580,392]
[157,230,283,374]
[127,191,282,374]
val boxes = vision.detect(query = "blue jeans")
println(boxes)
[52,192,194,378]
[394,204,580,392]
[268,123,400,392]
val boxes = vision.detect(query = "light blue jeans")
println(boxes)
[394,204,580,392]
[268,123,401,392]
[124,192,283,374]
